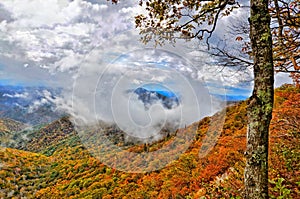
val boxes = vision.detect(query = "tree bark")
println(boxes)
[244,0,274,198]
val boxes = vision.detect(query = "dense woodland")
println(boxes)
[0,84,299,198]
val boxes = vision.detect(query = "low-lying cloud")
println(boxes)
[70,34,226,141]
[3,92,29,99]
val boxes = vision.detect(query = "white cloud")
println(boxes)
[69,33,226,140]
[275,73,293,87]
[0,0,255,91]
[27,98,49,113]
[3,92,29,98]
[0,0,140,73]
[2,0,80,27]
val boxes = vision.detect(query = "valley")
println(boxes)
[0,84,299,198]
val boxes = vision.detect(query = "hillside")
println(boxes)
[3,116,76,154]
[0,84,299,198]
[0,118,27,134]
[0,118,28,148]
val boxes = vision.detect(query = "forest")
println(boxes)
[0,84,299,198]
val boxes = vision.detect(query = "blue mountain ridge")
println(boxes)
[0,85,65,125]
[131,86,180,110]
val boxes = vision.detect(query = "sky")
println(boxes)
[0,0,293,127]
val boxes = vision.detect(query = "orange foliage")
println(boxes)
[0,84,299,198]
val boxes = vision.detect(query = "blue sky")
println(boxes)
[139,83,178,98]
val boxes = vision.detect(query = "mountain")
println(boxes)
[213,94,249,102]
[0,118,28,148]
[0,84,298,198]
[0,118,27,134]
[0,116,76,154]
[0,85,65,125]
[133,86,180,109]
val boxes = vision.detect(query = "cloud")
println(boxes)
[27,98,49,113]
[0,0,254,90]
[70,34,226,140]
[275,73,293,87]
[0,0,139,73]
[3,92,29,98]
[0,0,291,88]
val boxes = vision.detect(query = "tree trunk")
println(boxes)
[244,0,274,198]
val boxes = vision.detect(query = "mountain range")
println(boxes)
[0,85,65,125]
[0,84,299,198]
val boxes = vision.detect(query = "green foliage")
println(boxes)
[269,178,291,199]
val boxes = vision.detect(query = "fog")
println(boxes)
[69,32,226,142]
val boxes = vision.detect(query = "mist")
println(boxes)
[69,37,226,142]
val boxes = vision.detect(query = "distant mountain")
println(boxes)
[0,85,65,125]
[213,93,249,101]
[132,86,180,109]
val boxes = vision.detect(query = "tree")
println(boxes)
[270,0,300,85]
[110,0,274,198]
[244,0,273,197]
[207,0,300,85]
